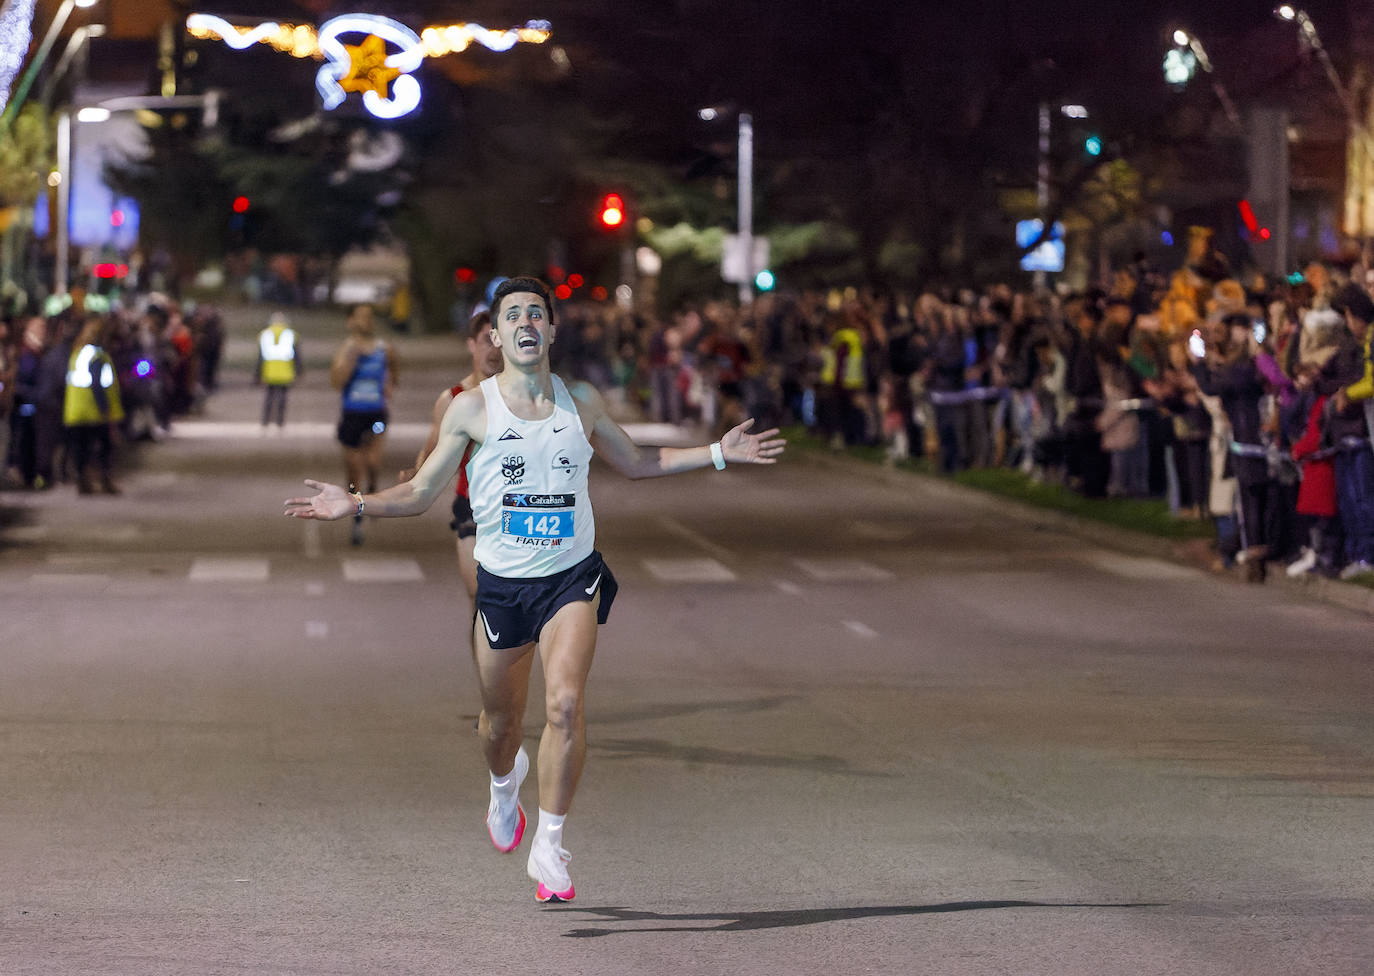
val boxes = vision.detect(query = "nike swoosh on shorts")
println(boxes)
[479,610,500,643]
[584,573,601,596]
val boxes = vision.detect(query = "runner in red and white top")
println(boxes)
[400,309,503,598]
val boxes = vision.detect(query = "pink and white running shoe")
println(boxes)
[485,747,528,853]
[527,836,575,902]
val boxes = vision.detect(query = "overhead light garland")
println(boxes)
[186,13,551,63]
[186,12,551,119]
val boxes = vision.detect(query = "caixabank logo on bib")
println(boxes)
[502,455,525,485]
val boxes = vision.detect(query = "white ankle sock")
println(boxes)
[490,759,519,795]
[537,809,566,844]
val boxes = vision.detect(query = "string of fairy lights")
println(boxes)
[186,12,551,118]
[185,13,553,62]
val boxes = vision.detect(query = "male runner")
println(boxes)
[286,276,785,902]
[330,304,397,545]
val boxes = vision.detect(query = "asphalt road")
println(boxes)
[1,305,1371,975]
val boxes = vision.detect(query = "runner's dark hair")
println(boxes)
[492,276,555,323]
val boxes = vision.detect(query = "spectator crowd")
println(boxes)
[0,287,224,495]
[546,232,1374,585]
[5,228,1372,587]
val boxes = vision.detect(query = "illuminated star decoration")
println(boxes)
[316,15,425,119]
[338,33,400,99]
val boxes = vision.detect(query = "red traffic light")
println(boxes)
[232,196,250,213]
[599,193,624,228]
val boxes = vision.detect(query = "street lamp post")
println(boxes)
[1171,29,1242,131]
[699,104,756,305]
[1274,5,1374,243]
[736,111,754,306]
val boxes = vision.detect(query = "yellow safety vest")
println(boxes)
[818,346,837,385]
[259,325,297,385]
[1347,331,1373,402]
[831,327,865,390]
[64,343,124,425]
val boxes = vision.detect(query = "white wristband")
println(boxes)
[709,441,726,470]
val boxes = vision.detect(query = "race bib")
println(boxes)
[501,492,575,546]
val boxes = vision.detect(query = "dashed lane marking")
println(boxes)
[793,559,894,582]
[302,519,321,560]
[774,579,803,596]
[6,526,50,542]
[28,573,112,586]
[174,420,686,444]
[341,558,425,583]
[850,520,914,542]
[843,620,879,639]
[1079,551,1201,581]
[305,582,326,596]
[305,621,329,639]
[657,517,734,561]
[642,558,738,583]
[189,558,271,582]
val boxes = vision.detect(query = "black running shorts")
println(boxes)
[337,410,388,448]
[450,494,476,539]
[474,550,617,651]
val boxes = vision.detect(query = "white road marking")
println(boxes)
[1079,552,1201,581]
[136,472,180,489]
[305,581,326,596]
[658,517,734,560]
[850,519,913,542]
[169,421,430,440]
[6,525,50,542]
[305,620,329,639]
[843,620,879,639]
[341,558,424,583]
[90,525,144,544]
[29,573,111,586]
[172,420,684,445]
[793,559,894,582]
[774,580,803,596]
[642,558,738,583]
[302,519,321,560]
[189,558,271,582]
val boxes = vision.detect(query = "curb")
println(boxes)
[801,448,1374,619]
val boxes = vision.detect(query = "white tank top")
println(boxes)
[468,375,596,578]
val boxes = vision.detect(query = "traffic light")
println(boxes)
[1084,134,1103,157]
[598,193,624,229]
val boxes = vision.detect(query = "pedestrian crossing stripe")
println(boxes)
[341,558,425,582]
[189,558,271,582]
[793,559,894,582]
[642,558,737,582]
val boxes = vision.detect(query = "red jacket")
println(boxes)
[1292,396,1337,518]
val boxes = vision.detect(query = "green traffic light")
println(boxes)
[1085,135,1103,157]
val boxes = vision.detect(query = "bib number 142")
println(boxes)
[504,511,573,539]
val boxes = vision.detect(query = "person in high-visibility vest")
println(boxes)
[256,312,301,431]
[63,314,124,495]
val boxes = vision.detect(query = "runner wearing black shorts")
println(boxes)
[287,276,785,903]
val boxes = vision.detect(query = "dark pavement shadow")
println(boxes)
[549,899,1165,938]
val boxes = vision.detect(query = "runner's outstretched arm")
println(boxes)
[572,382,785,479]
[285,389,482,519]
